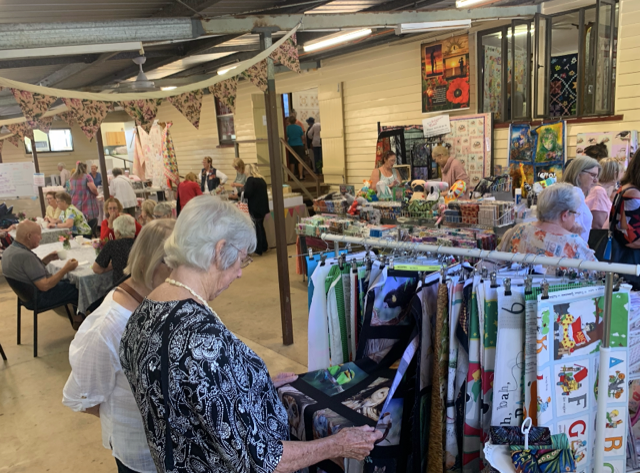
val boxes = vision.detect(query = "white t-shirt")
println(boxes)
[576,188,593,243]
[110,175,138,209]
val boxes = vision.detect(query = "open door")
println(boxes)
[318,82,346,185]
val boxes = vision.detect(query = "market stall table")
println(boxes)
[10,227,71,245]
[264,204,308,248]
[31,240,112,314]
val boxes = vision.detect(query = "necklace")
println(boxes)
[165,278,213,314]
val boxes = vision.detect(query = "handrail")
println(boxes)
[280,138,320,197]
[280,161,314,201]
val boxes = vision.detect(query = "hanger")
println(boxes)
[504,278,512,296]
[490,271,499,288]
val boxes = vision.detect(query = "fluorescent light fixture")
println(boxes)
[456,0,500,8]
[218,65,238,75]
[160,86,177,91]
[396,20,471,34]
[303,29,372,52]
[0,42,143,60]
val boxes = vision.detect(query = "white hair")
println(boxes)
[536,183,582,222]
[58,162,65,168]
[113,214,136,239]
[154,202,173,218]
[164,195,256,271]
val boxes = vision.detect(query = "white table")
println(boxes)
[10,227,70,245]
[32,239,113,314]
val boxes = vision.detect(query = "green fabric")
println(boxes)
[325,265,349,362]
[59,204,91,235]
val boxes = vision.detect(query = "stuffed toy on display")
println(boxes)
[376,180,393,200]
[444,179,467,205]
[410,180,427,201]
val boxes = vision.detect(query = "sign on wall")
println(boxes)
[421,34,470,114]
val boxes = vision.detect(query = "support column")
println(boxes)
[259,29,294,346]
[95,127,110,200]
[31,145,46,217]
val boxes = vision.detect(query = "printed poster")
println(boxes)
[536,286,630,473]
[508,121,566,185]
[421,34,470,113]
[576,131,638,169]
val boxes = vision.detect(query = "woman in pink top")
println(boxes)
[586,157,622,229]
[433,144,470,195]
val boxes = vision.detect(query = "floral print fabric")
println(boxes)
[120,99,163,133]
[30,116,53,133]
[210,77,239,113]
[120,299,289,473]
[502,223,596,274]
[59,204,91,235]
[167,90,204,129]
[161,122,179,187]
[7,122,34,143]
[10,89,56,121]
[242,60,268,92]
[269,34,300,73]
[61,98,110,141]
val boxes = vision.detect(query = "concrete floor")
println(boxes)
[0,245,309,472]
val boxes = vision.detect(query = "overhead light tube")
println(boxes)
[397,20,472,34]
[218,65,238,75]
[303,29,372,52]
[456,0,500,8]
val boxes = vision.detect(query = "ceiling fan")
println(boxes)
[114,56,160,92]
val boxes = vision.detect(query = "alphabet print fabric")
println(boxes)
[535,286,630,473]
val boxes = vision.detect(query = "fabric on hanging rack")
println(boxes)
[350,269,359,361]
[309,263,333,370]
[481,281,499,439]
[326,265,346,365]
[491,286,526,428]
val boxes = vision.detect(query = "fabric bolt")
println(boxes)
[350,269,359,359]
[69,174,100,220]
[132,130,146,179]
[59,204,91,235]
[491,287,526,428]
[308,263,333,370]
[510,434,577,473]
[341,270,353,362]
[445,279,464,470]
[481,283,498,438]
[325,265,346,366]
[523,297,539,424]
[62,290,156,473]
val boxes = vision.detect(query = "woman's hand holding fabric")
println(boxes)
[333,425,383,460]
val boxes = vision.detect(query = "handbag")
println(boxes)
[593,186,640,289]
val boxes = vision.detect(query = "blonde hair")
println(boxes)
[184,172,198,183]
[141,199,156,220]
[432,144,450,158]
[125,219,175,290]
[103,197,123,219]
[233,158,245,174]
[73,162,87,178]
[245,163,264,179]
[598,157,622,184]
[203,156,213,166]
[563,156,601,196]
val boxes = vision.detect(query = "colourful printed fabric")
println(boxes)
[167,90,204,129]
[210,77,239,113]
[59,204,91,235]
[161,122,179,187]
[510,434,576,473]
[503,223,596,274]
[10,89,56,121]
[242,59,268,92]
[31,116,53,133]
[120,99,163,133]
[325,264,348,365]
[269,34,300,73]
[445,279,464,470]
[61,98,110,141]
[490,426,551,446]
[7,122,34,142]
[549,54,578,118]
[68,174,100,220]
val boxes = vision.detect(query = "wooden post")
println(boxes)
[259,29,294,345]
[95,127,110,200]
[31,144,46,217]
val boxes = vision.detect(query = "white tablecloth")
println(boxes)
[32,240,112,314]
[10,227,70,245]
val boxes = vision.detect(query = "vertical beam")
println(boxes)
[260,30,294,346]
[31,145,46,217]
[95,127,110,200]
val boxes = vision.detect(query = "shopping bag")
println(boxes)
[237,192,249,214]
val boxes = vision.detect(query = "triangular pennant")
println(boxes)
[167,90,204,130]
[610,357,624,368]
[58,111,77,127]
[242,59,268,92]
[0,139,4,154]
[7,122,34,141]
[7,134,20,148]
[28,116,53,133]
[120,99,163,133]
[209,77,238,114]
[62,98,110,141]
[269,34,301,73]
[10,89,57,121]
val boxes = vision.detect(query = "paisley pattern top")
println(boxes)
[120,299,289,473]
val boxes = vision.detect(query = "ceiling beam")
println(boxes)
[363,0,447,12]
[165,51,256,78]
[0,18,202,50]
[0,49,178,70]
[91,56,185,86]
[181,34,244,56]
[153,0,224,17]
[199,6,538,33]
[250,0,336,15]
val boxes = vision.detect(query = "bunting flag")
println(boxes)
[270,34,301,73]
[29,116,53,133]
[242,59,268,92]
[0,139,4,154]
[209,76,239,113]
[61,98,110,141]
[7,134,20,148]
[162,122,180,187]
[10,89,57,121]
[120,99,163,133]
[58,111,77,127]
[167,90,204,130]
[7,122,34,142]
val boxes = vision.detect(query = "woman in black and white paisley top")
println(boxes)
[120,195,381,473]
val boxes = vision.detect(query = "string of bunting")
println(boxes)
[0,31,301,145]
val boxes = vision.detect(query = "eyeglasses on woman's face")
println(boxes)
[568,210,581,218]
[228,242,253,269]
[581,170,599,181]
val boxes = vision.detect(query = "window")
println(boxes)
[478,0,618,122]
[24,128,73,153]
[215,98,236,146]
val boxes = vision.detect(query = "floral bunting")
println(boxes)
[269,34,300,73]
[120,99,163,133]
[7,122,34,148]
[58,111,77,127]
[29,116,53,133]
[7,134,20,148]
[62,98,110,141]
[10,89,57,121]
[0,139,4,154]
[162,122,180,186]
[242,59,268,93]
[167,90,204,130]
[209,77,238,113]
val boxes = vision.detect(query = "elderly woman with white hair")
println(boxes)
[153,202,173,219]
[120,196,381,473]
[562,156,602,242]
[93,214,137,284]
[500,183,596,273]
[64,219,175,473]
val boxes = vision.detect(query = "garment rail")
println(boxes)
[321,233,640,471]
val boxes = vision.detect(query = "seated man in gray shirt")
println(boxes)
[2,221,80,313]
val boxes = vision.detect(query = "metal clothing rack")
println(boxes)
[320,233,640,471]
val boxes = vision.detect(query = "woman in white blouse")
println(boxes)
[63,219,175,473]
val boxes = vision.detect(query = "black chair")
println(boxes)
[87,218,99,238]
[5,277,75,357]
[0,341,6,360]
